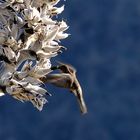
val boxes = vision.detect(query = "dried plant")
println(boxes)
[0,0,87,114]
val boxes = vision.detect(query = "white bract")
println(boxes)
[0,0,69,111]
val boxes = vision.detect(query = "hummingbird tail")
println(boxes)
[76,92,87,114]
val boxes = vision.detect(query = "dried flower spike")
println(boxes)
[0,0,87,114]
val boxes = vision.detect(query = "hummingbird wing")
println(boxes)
[42,73,73,88]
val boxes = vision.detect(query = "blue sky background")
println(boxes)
[0,0,140,140]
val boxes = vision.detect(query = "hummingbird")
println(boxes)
[41,62,87,114]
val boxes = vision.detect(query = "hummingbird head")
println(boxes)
[58,63,76,75]
[58,65,69,73]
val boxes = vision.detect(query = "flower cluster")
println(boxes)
[0,0,69,110]
[0,0,87,114]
